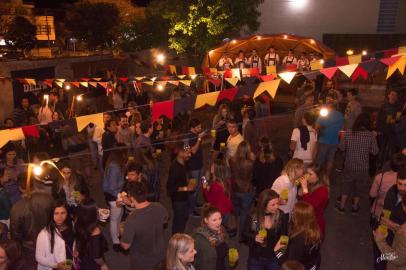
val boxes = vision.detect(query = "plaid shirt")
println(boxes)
[339,130,379,172]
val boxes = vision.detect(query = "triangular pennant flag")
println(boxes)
[119,77,128,83]
[348,54,362,65]
[260,74,277,82]
[80,82,89,88]
[194,91,220,109]
[169,65,177,75]
[320,67,338,80]
[177,75,186,79]
[0,128,25,148]
[352,66,368,82]
[152,100,174,123]
[225,78,239,86]
[81,78,90,82]
[360,60,379,73]
[55,81,63,88]
[386,57,406,79]
[55,79,66,83]
[310,60,323,70]
[98,82,108,89]
[399,46,406,54]
[384,48,398,58]
[143,81,154,86]
[92,78,102,81]
[89,82,98,88]
[380,56,402,66]
[338,64,359,78]
[278,72,296,84]
[188,67,196,75]
[304,70,320,81]
[253,79,281,99]
[335,56,349,66]
[180,80,191,86]
[266,66,277,75]
[218,88,238,102]
[25,79,36,85]
[168,81,180,86]
[76,113,104,132]
[70,82,80,88]
[135,76,145,81]
[44,79,53,88]
[209,79,221,87]
[150,77,157,82]
[22,125,39,138]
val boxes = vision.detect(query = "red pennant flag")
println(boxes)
[218,88,238,102]
[384,48,398,58]
[223,69,232,78]
[152,100,174,123]
[181,66,189,75]
[320,67,338,80]
[70,82,80,88]
[351,66,368,82]
[163,65,170,74]
[22,125,39,138]
[336,56,349,66]
[160,76,172,81]
[98,82,108,89]
[44,79,53,88]
[203,67,211,76]
[81,78,90,82]
[260,74,277,82]
[209,79,221,87]
[119,77,128,83]
[89,82,98,88]
[380,56,402,66]
[250,68,260,77]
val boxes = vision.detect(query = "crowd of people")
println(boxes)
[0,73,406,270]
[217,48,321,73]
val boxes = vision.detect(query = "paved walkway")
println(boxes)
[82,113,373,270]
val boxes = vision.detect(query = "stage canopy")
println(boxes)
[202,33,336,68]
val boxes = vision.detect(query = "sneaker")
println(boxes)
[335,205,345,214]
[351,206,360,215]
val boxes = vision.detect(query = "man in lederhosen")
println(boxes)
[218,54,234,70]
[282,49,298,66]
[264,46,280,67]
[247,49,262,73]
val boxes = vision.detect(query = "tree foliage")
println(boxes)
[4,16,37,53]
[150,0,264,55]
[66,1,120,50]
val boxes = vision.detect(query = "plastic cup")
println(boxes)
[64,259,73,268]
[386,115,393,124]
[382,209,391,219]
[189,178,197,188]
[128,156,135,161]
[211,129,216,138]
[258,229,267,247]
[280,189,289,201]
[280,235,289,251]
[228,248,238,267]
[156,149,162,155]
[377,225,388,234]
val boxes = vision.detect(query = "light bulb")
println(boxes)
[320,108,329,117]
[33,165,43,176]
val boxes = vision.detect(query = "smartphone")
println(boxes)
[201,176,208,185]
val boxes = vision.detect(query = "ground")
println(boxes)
[83,110,373,270]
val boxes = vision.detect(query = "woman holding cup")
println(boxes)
[36,200,76,270]
[271,159,304,217]
[193,204,238,270]
[243,189,288,270]
[274,201,321,270]
[166,234,197,270]
[211,104,232,161]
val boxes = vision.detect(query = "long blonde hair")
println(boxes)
[282,158,304,182]
[166,234,195,270]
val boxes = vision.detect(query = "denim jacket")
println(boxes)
[103,161,124,199]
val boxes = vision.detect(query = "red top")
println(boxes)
[203,181,233,215]
[301,185,329,237]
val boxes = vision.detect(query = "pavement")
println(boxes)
[80,111,373,270]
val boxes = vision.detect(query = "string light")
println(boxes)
[190,74,197,80]
[319,59,325,64]
[257,36,262,40]
[157,84,164,91]
[76,95,83,101]
[310,39,315,44]
[156,53,166,64]
[320,107,329,117]
[283,35,288,39]
[346,49,354,56]
[362,50,368,56]
[231,40,237,44]
[64,84,71,90]
[33,165,43,176]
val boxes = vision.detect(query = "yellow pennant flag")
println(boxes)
[55,81,63,88]
[188,67,196,75]
[210,68,218,75]
[0,128,25,148]
[143,81,154,86]
[386,57,406,79]
[168,81,180,86]
[177,75,186,79]
[266,66,277,75]
[55,79,66,83]
[76,113,104,132]
[231,68,241,79]
[338,64,358,78]
[169,65,177,74]
[194,91,220,109]
[348,54,362,65]
[135,76,145,81]
[25,79,36,85]
[225,78,239,86]
[398,46,406,54]
[310,60,323,71]
[80,82,89,88]
[93,78,102,81]
[279,72,296,84]
[254,79,281,99]
[180,80,191,86]
[89,82,98,88]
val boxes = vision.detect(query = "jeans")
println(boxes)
[188,169,202,213]
[232,192,255,238]
[108,201,123,244]
[172,201,189,234]
[248,256,280,270]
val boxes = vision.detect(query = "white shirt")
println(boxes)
[272,174,297,214]
[36,228,75,270]
[92,125,105,155]
[234,57,248,69]
[282,56,297,65]
[291,126,317,164]
[264,53,280,66]
[218,57,234,69]
[248,55,262,70]
[226,133,244,159]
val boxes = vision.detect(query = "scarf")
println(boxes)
[196,225,226,247]
[298,125,310,150]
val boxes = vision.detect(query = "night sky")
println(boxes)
[31,0,151,8]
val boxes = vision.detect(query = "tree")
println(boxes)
[66,1,120,50]
[4,16,37,54]
[151,0,264,55]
